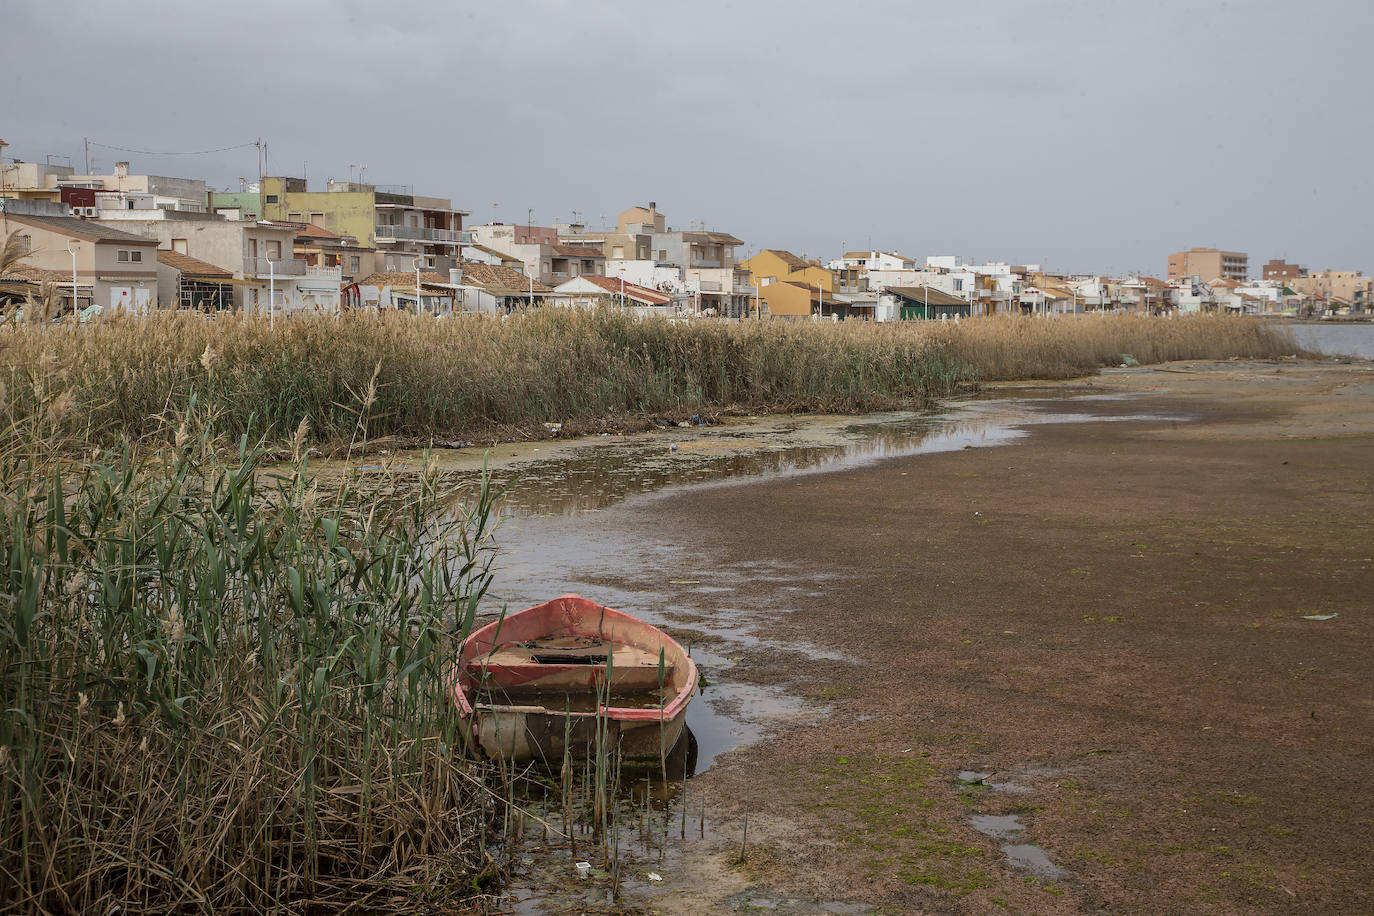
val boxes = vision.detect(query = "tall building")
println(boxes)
[1167,247,1248,282]
[1261,259,1306,281]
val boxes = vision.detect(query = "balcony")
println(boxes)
[374,224,472,244]
[244,257,306,276]
[304,265,342,280]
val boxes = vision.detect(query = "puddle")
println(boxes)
[970,814,1065,880]
[971,813,1025,840]
[1002,844,1065,880]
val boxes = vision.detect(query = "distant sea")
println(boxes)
[1282,322,1374,359]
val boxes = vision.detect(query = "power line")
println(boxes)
[86,140,259,157]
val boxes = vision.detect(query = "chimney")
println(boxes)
[114,161,129,178]
[449,267,463,285]
[648,201,656,212]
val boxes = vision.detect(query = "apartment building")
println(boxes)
[1261,259,1306,281]
[258,177,469,272]
[1167,247,1248,282]
[1288,270,1373,310]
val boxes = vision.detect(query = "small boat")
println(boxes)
[451,594,697,764]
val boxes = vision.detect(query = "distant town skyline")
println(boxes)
[5,0,1370,276]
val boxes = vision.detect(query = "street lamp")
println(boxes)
[66,241,78,322]
[265,256,275,329]
[413,256,424,314]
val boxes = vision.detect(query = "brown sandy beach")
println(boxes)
[562,359,1374,914]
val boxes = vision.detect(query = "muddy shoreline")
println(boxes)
[488,358,1373,914]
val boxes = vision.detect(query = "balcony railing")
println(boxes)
[304,265,342,280]
[374,224,472,244]
[244,257,306,276]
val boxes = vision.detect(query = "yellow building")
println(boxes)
[258,177,467,271]
[259,178,376,247]
[757,280,848,318]
[740,249,835,293]
[758,281,809,317]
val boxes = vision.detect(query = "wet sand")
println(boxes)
[574,360,1374,914]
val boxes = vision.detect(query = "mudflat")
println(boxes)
[588,360,1374,914]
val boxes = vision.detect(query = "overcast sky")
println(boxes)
[6,0,1371,275]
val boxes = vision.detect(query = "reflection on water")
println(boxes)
[455,407,1022,518]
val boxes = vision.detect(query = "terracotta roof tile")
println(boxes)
[6,213,157,244]
[763,249,812,271]
[156,249,232,278]
[357,271,452,293]
[570,275,673,305]
[0,263,70,284]
[459,261,552,294]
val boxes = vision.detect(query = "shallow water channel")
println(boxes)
[326,393,1177,910]
[396,396,1175,774]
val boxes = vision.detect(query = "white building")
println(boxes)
[97,210,339,316]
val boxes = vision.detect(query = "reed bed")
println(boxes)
[920,312,1300,381]
[0,309,1297,450]
[0,309,1298,450]
[0,398,503,913]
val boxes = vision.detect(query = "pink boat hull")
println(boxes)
[451,594,696,764]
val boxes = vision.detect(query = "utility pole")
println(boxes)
[83,137,90,174]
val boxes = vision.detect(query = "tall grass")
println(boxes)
[0,396,501,913]
[0,309,1297,450]
[921,312,1299,380]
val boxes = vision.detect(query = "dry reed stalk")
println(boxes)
[0,309,1295,453]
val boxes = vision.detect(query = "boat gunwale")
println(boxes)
[450,594,697,726]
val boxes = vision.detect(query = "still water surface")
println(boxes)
[1285,322,1374,359]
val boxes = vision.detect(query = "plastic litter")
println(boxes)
[1301,613,1338,621]
[574,861,592,879]
[1120,354,1141,367]
[647,872,663,882]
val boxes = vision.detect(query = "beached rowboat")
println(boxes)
[451,594,696,763]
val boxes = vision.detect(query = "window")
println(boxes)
[13,234,31,255]
[287,212,302,222]
[310,212,324,223]
[266,241,282,258]
[172,239,188,254]
[117,250,129,262]
[130,250,142,262]
[349,255,360,272]
[265,194,279,204]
